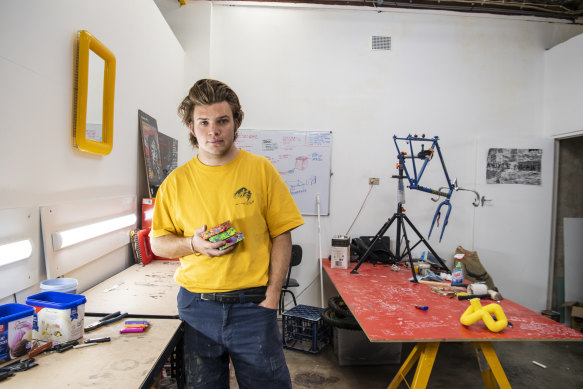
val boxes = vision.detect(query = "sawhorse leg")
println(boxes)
[473,342,512,389]
[388,342,440,389]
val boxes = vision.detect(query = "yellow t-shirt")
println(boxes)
[151,149,304,293]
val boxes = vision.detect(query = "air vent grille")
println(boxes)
[371,36,391,51]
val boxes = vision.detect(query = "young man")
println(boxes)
[150,79,304,388]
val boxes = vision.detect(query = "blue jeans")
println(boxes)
[177,287,291,389]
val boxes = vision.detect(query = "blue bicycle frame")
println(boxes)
[393,135,454,242]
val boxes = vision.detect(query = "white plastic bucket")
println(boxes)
[40,278,78,294]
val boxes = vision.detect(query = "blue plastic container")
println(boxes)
[0,303,35,362]
[26,291,87,343]
[26,291,86,309]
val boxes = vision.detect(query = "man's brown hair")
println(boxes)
[178,79,244,148]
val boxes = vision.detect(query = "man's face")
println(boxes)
[190,101,238,165]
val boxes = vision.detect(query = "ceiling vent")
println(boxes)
[371,36,391,51]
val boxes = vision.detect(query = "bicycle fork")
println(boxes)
[428,199,452,242]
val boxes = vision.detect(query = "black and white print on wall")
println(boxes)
[486,148,542,185]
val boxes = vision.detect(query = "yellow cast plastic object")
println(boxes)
[73,30,116,156]
[460,298,508,332]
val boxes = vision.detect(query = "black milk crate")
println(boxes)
[282,304,331,354]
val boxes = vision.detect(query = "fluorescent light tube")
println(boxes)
[52,213,136,250]
[0,239,33,267]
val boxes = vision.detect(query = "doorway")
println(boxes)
[550,135,583,321]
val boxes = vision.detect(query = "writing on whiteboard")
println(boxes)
[236,130,332,215]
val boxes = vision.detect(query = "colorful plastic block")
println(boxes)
[209,227,238,242]
[203,221,232,240]
[219,232,245,250]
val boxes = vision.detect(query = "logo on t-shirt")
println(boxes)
[234,187,254,205]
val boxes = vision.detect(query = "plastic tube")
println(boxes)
[317,194,324,308]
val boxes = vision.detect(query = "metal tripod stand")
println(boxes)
[350,164,450,280]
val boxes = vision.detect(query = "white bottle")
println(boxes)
[397,178,405,204]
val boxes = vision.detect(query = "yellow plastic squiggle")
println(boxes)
[460,298,508,332]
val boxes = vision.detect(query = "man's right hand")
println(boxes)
[190,225,235,257]
[150,225,235,259]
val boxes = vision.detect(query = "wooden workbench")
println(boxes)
[324,260,583,388]
[0,316,182,388]
[82,260,180,318]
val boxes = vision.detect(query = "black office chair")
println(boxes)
[279,244,302,314]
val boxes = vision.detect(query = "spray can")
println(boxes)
[331,235,350,269]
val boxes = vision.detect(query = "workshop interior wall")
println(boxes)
[0,0,186,303]
[192,3,582,311]
[544,33,583,139]
[544,34,583,316]
[1,1,582,312]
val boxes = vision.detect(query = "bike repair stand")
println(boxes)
[350,162,450,279]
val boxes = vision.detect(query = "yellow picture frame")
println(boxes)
[73,30,116,156]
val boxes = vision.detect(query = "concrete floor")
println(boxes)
[280,341,583,388]
[227,323,583,388]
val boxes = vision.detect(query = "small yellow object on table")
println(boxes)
[460,298,508,333]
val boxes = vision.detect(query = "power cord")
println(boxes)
[345,183,376,236]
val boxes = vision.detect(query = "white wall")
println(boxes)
[544,33,583,138]
[0,0,185,303]
[154,0,213,163]
[166,2,583,311]
[2,0,582,312]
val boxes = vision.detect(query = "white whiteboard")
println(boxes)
[236,130,331,215]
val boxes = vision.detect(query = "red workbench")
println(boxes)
[324,260,583,388]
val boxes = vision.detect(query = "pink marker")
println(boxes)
[120,327,144,333]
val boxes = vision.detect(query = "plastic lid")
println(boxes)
[0,303,35,324]
[26,291,86,310]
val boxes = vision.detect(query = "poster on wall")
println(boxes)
[158,132,178,178]
[235,130,332,215]
[139,110,164,197]
[486,148,542,185]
